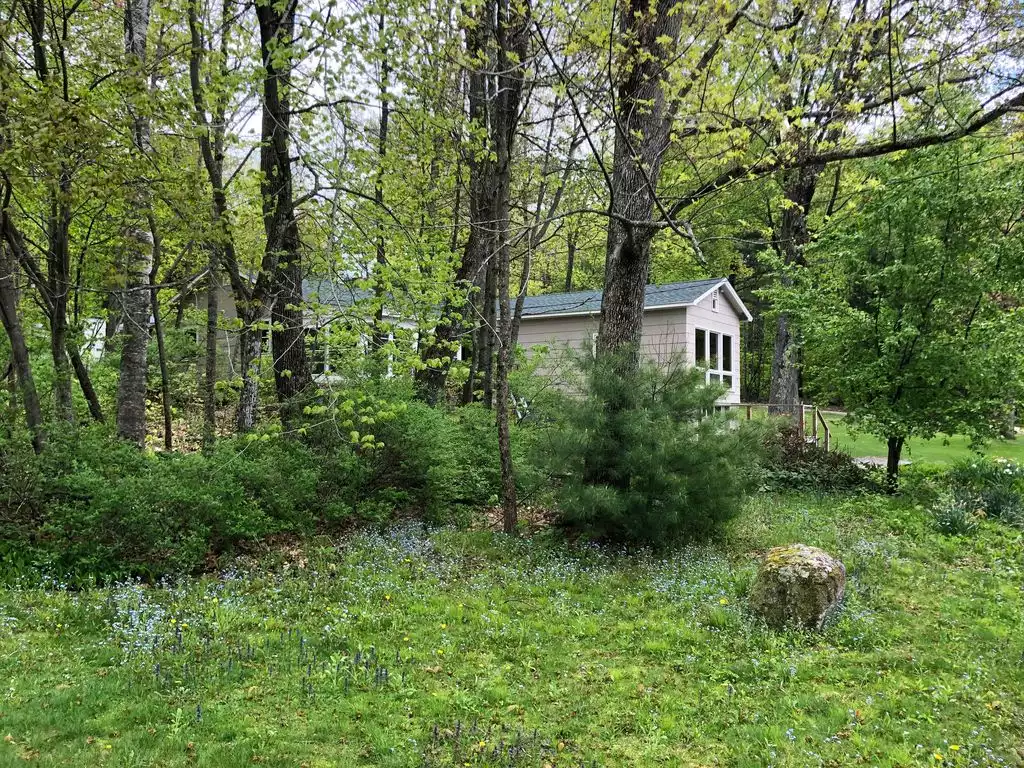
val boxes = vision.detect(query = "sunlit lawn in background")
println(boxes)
[822,414,1024,464]
[737,405,1024,464]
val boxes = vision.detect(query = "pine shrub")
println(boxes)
[542,353,763,545]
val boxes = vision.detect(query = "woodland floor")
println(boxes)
[0,494,1022,767]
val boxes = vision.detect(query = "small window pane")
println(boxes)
[722,335,732,372]
[709,373,720,384]
[709,332,719,369]
[723,375,733,388]
[309,331,327,375]
[695,329,706,363]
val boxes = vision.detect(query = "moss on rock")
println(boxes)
[749,544,846,630]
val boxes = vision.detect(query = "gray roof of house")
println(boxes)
[303,277,368,307]
[299,276,740,319]
[519,278,726,317]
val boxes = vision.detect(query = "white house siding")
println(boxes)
[684,289,742,404]
[517,293,742,404]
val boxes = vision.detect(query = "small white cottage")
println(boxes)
[517,278,751,404]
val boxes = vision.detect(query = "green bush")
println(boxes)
[758,423,874,493]
[930,493,981,536]
[947,456,1024,521]
[369,400,546,520]
[541,353,763,545]
[0,427,358,582]
[0,381,551,580]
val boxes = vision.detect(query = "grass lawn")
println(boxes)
[1,495,1022,767]
[822,416,1024,465]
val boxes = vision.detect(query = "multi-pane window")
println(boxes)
[694,328,734,390]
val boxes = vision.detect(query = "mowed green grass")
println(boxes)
[740,405,1024,464]
[0,495,1022,767]
[823,416,1024,464]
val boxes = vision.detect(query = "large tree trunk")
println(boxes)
[257,0,309,420]
[116,0,154,446]
[0,243,45,453]
[47,173,74,422]
[596,0,683,365]
[413,11,496,405]
[768,166,819,416]
[492,0,530,532]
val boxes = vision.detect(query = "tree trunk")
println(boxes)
[203,252,219,450]
[371,9,391,353]
[67,344,104,421]
[413,8,496,405]
[596,0,683,366]
[257,0,309,419]
[47,174,74,422]
[148,215,172,450]
[116,0,154,446]
[564,229,576,293]
[1,205,103,423]
[885,436,904,491]
[0,243,45,453]
[189,0,256,433]
[236,319,264,433]
[480,260,497,409]
[492,0,530,531]
[768,167,819,416]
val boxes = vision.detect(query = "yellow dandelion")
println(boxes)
[949,745,960,751]
[719,598,729,605]
[934,753,944,761]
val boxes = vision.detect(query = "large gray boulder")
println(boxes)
[749,544,846,630]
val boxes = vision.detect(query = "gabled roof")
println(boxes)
[520,278,751,321]
[173,274,750,323]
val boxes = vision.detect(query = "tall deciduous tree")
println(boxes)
[116,0,154,445]
[790,144,1024,487]
[257,0,310,420]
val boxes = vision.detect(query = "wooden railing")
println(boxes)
[725,402,832,452]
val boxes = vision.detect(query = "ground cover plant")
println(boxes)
[1,493,1021,767]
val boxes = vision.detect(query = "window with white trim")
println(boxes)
[694,327,734,389]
